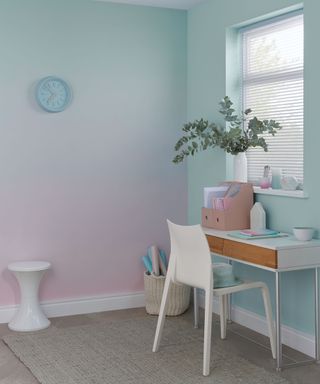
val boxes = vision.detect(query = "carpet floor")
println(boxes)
[3,315,289,384]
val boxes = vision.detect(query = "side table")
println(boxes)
[8,261,51,332]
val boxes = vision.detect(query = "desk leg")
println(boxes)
[315,268,320,362]
[275,271,282,371]
[227,259,232,323]
[194,287,199,328]
[227,294,232,323]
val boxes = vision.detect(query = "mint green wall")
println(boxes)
[188,0,319,335]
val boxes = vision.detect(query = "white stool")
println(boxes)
[8,261,51,332]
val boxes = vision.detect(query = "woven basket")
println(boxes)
[144,272,191,316]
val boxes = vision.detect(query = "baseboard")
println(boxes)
[0,291,145,324]
[198,293,315,358]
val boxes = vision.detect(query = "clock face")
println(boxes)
[36,76,71,112]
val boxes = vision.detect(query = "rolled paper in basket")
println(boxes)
[159,250,167,267]
[159,250,167,276]
[142,255,153,274]
[148,246,160,276]
[159,254,167,276]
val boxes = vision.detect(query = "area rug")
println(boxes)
[3,316,288,384]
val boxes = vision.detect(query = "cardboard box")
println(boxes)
[201,182,253,230]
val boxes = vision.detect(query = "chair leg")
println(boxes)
[193,287,199,328]
[261,285,276,359]
[203,289,213,376]
[219,295,227,339]
[152,274,172,353]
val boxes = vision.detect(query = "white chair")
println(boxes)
[152,221,276,376]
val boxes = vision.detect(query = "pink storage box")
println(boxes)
[202,182,253,230]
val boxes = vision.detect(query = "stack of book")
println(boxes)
[228,229,287,240]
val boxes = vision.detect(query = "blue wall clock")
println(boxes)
[36,76,71,112]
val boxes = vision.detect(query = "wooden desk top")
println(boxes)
[203,227,320,271]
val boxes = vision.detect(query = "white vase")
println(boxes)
[250,202,266,230]
[233,152,248,182]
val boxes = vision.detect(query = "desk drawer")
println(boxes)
[206,235,224,255]
[223,239,277,268]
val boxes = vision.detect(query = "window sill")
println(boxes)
[253,186,308,199]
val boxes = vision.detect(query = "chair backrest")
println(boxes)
[167,220,212,290]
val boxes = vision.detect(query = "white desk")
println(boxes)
[197,227,320,371]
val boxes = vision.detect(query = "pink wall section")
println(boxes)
[0,1,187,306]
[0,177,186,305]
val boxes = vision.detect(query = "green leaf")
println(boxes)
[172,96,281,162]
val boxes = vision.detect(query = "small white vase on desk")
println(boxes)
[233,152,248,182]
[250,202,266,230]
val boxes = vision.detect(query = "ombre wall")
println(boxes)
[0,0,187,305]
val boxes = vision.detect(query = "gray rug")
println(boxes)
[3,316,288,384]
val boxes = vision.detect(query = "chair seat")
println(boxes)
[213,280,267,296]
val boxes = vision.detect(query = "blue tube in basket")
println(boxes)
[142,255,153,274]
[159,250,167,268]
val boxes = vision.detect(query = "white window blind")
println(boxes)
[242,12,304,184]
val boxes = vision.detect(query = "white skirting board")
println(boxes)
[0,291,145,324]
[198,293,316,359]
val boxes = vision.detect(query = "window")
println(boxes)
[241,12,304,185]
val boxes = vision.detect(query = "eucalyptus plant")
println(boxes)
[173,96,281,163]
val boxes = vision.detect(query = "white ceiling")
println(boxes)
[95,0,208,10]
